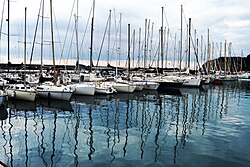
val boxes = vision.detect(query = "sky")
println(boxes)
[0,0,249,68]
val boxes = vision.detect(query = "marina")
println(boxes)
[0,0,250,166]
[0,80,250,166]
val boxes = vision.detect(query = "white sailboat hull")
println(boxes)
[143,82,160,90]
[67,83,95,95]
[112,83,136,93]
[6,89,36,101]
[95,87,114,94]
[183,78,201,87]
[36,82,73,101]
[5,84,36,101]
[37,91,72,101]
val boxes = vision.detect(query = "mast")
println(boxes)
[179,5,183,72]
[116,13,122,77]
[157,29,160,70]
[50,0,56,82]
[7,0,10,71]
[74,0,79,72]
[146,19,150,67]
[196,38,199,73]
[149,23,154,67]
[143,19,147,70]
[89,0,95,73]
[165,28,169,68]
[224,40,227,73]
[75,14,79,72]
[174,33,176,69]
[24,7,27,82]
[127,24,131,80]
[107,10,111,65]
[132,29,135,68]
[200,35,203,71]
[40,0,44,72]
[188,18,191,69]
[138,27,141,68]
[118,13,122,67]
[207,28,210,74]
[160,6,164,72]
[240,50,243,72]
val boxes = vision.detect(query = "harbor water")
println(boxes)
[1,81,250,167]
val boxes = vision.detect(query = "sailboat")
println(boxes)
[36,0,73,101]
[5,7,36,102]
[65,0,96,96]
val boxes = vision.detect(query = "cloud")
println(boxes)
[1,0,249,66]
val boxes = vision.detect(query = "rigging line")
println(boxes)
[163,8,175,52]
[79,2,93,60]
[96,12,110,66]
[53,8,63,65]
[190,33,201,70]
[150,35,160,68]
[163,6,170,30]
[29,0,43,65]
[0,0,5,40]
[229,43,238,73]
[59,0,76,67]
[65,23,75,66]
[111,9,118,57]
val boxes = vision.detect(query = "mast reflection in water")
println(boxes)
[1,82,250,167]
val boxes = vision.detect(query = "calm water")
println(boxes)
[1,81,250,167]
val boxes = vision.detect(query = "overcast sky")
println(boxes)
[0,0,249,66]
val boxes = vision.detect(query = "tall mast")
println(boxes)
[75,14,79,72]
[118,13,122,66]
[161,6,164,72]
[149,23,154,67]
[127,24,131,80]
[146,19,150,67]
[165,28,169,68]
[89,0,95,72]
[132,29,135,68]
[75,0,79,72]
[240,50,243,72]
[40,0,44,72]
[219,42,222,72]
[50,0,56,81]
[143,19,147,70]
[188,18,191,69]
[116,13,122,77]
[173,33,176,68]
[179,5,183,72]
[24,7,27,83]
[200,35,203,70]
[224,40,227,73]
[107,10,111,65]
[7,0,10,71]
[138,27,141,68]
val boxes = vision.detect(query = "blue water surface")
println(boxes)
[1,81,250,167]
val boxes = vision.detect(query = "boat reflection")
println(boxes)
[37,98,73,112]
[0,105,8,121]
[0,84,245,166]
[7,99,36,111]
